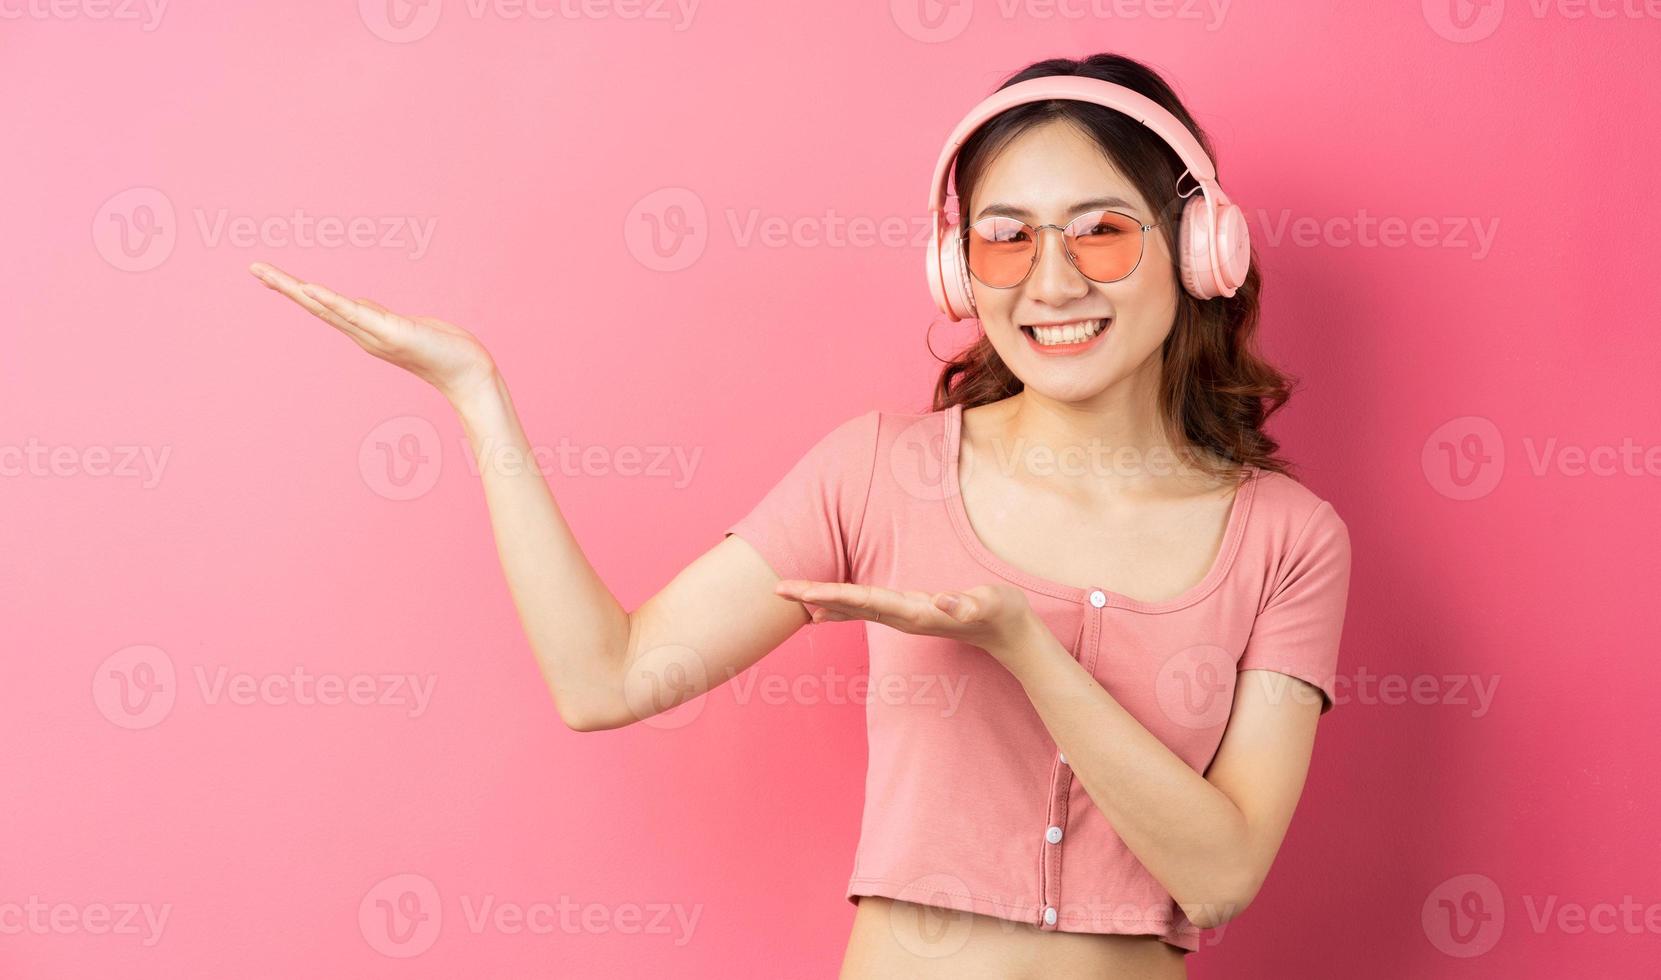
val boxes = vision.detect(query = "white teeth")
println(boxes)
[1028,318,1107,346]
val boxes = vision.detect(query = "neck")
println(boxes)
[996,357,1208,494]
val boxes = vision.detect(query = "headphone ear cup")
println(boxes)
[938,225,977,321]
[1212,202,1251,297]
[926,227,951,316]
[1177,194,1217,299]
[1177,195,1251,300]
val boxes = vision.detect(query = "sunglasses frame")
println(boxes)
[961,207,1163,290]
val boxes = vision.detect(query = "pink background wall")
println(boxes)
[4,1,1657,976]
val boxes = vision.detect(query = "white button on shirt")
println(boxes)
[1058,752,1067,765]
[1043,906,1058,926]
[1045,825,1063,844]
[1088,589,1107,607]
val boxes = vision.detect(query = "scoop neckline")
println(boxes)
[940,401,1259,612]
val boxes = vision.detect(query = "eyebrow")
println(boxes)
[973,197,1139,221]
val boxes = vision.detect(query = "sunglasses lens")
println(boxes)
[965,216,1036,288]
[965,210,1146,287]
[1067,210,1145,282]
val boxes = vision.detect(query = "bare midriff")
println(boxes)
[839,896,1189,980]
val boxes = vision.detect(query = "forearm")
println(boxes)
[1000,619,1252,928]
[449,371,631,726]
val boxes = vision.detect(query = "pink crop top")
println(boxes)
[722,402,1352,953]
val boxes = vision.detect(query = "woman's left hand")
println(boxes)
[773,579,1042,666]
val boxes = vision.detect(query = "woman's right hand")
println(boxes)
[249,260,499,406]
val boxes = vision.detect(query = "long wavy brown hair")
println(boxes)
[929,53,1297,481]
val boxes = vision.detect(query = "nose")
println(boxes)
[1024,224,1091,307]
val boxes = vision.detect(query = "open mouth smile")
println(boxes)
[1019,317,1111,355]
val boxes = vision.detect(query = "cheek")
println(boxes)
[1128,242,1181,309]
[1106,263,1181,349]
[970,278,1015,320]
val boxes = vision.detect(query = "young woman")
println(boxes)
[250,52,1351,980]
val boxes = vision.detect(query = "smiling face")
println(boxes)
[964,116,1181,406]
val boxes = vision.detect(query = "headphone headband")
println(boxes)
[923,73,1251,315]
[927,75,1221,216]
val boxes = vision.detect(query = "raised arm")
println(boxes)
[248,262,811,732]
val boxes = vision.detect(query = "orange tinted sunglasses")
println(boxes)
[964,209,1160,288]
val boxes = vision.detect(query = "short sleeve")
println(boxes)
[1237,500,1352,715]
[723,410,881,585]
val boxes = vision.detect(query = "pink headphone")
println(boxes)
[926,75,1252,322]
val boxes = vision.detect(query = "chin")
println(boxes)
[1013,374,1126,404]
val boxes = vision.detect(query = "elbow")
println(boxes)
[539,642,636,732]
[1185,898,1246,932]
[547,684,634,733]
[558,694,634,734]
[560,705,611,733]
[1181,867,1262,931]
[558,701,633,733]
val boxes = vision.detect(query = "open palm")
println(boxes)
[249,261,497,404]
[774,579,1039,662]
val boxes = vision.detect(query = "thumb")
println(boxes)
[933,592,974,621]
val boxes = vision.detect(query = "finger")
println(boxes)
[792,581,934,626]
[305,284,425,353]
[249,263,380,346]
[300,282,386,335]
[355,297,391,314]
[775,580,873,618]
[933,592,970,620]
